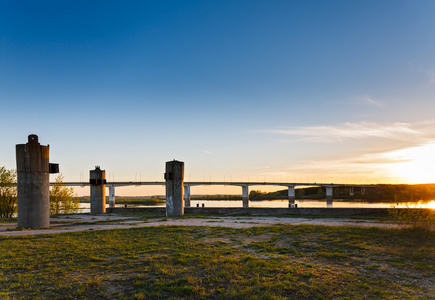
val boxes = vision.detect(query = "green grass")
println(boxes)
[0,218,15,223]
[0,224,434,299]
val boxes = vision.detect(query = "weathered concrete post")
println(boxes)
[16,134,50,228]
[165,160,184,216]
[242,185,249,208]
[184,184,191,207]
[90,166,106,214]
[108,185,115,208]
[326,186,333,206]
[288,186,295,207]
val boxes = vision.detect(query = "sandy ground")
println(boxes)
[0,214,397,237]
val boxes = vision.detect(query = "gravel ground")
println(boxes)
[0,214,397,236]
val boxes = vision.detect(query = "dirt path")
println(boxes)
[0,214,396,236]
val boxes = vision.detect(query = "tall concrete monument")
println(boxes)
[90,166,106,214]
[165,160,184,216]
[16,135,50,228]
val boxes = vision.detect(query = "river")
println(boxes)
[78,199,435,212]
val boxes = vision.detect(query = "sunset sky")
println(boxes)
[1,1,435,195]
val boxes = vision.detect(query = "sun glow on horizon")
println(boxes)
[385,142,435,184]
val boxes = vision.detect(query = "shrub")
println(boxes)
[389,203,435,232]
[0,167,17,218]
[50,174,79,215]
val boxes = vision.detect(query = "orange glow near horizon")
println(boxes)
[385,142,435,184]
[68,142,435,197]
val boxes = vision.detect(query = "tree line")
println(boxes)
[193,184,435,202]
[0,166,79,219]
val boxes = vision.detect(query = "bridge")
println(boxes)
[13,135,387,225]
[54,181,377,208]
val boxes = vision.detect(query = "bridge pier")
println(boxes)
[361,187,366,195]
[184,184,191,207]
[326,186,333,206]
[165,160,184,216]
[242,185,249,208]
[108,185,116,208]
[90,166,106,214]
[349,186,354,196]
[288,186,295,207]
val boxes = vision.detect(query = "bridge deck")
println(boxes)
[55,181,377,188]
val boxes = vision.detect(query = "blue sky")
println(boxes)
[1,1,435,195]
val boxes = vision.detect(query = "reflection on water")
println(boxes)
[189,200,413,209]
[195,199,435,209]
[78,199,435,212]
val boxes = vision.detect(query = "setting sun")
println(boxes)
[385,142,435,184]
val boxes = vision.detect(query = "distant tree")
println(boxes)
[296,189,304,199]
[317,188,325,198]
[0,167,17,218]
[50,174,79,215]
[249,190,264,200]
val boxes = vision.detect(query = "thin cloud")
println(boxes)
[257,121,435,183]
[326,96,383,107]
[278,157,389,182]
[263,122,421,142]
[283,151,411,175]
[408,63,435,85]
[349,157,411,165]
[419,68,435,85]
[353,96,383,107]
[427,70,435,85]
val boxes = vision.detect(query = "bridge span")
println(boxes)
[54,181,377,208]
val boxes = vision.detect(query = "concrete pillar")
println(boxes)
[108,185,115,208]
[16,135,50,228]
[326,186,333,206]
[361,187,366,195]
[242,185,249,208]
[165,160,184,216]
[184,184,191,207]
[90,166,106,214]
[349,186,354,196]
[288,186,295,207]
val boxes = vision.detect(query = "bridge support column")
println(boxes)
[184,184,191,207]
[242,185,249,208]
[16,135,50,228]
[109,185,115,208]
[288,186,295,207]
[349,187,354,196]
[326,186,333,206]
[361,187,366,195]
[90,166,106,214]
[165,160,184,216]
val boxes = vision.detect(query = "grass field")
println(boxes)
[0,222,434,299]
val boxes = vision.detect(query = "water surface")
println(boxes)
[79,199,435,213]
